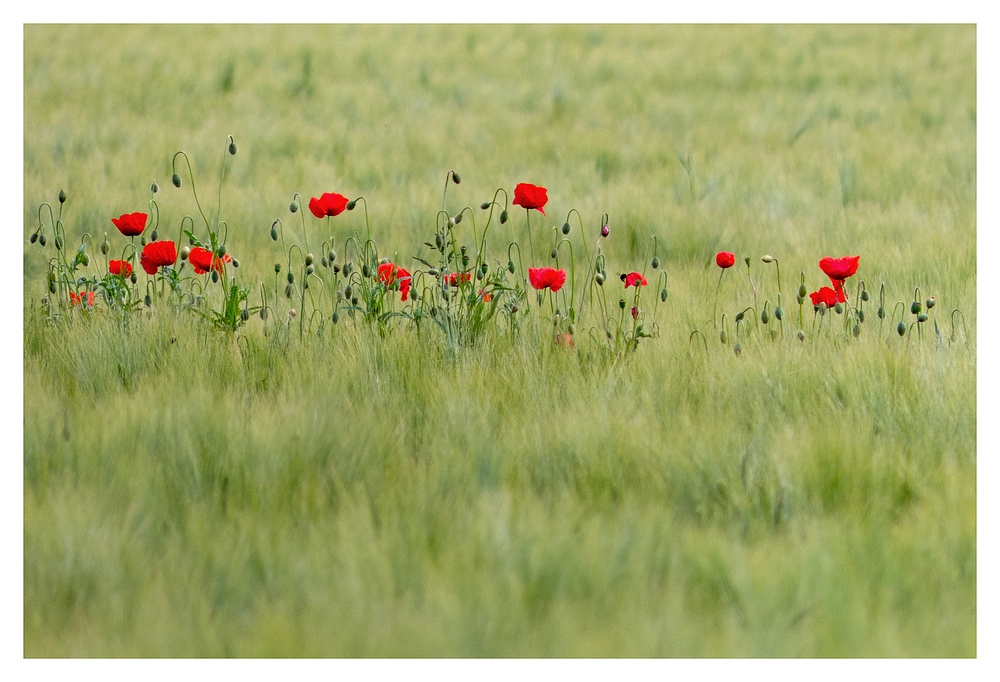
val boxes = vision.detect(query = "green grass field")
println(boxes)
[23,24,976,657]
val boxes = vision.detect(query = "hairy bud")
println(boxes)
[172,173,182,188]
[58,189,67,204]
[562,222,571,235]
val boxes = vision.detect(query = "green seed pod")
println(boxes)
[761,308,769,324]
[911,301,921,315]
[58,189,67,204]
[897,321,906,336]
[346,200,357,211]
[362,264,371,278]
[241,308,250,321]
[852,324,861,337]
[508,261,516,274]
[480,202,491,210]
[562,222,571,235]
[350,296,358,305]
[150,230,158,242]
[306,264,315,276]
[926,297,936,310]
[500,210,509,224]
[734,343,742,356]
[39,234,46,247]
[101,240,109,255]
[797,330,805,341]
[29,232,38,244]
[918,313,928,323]
[476,269,484,281]
[660,288,668,302]
[798,284,807,299]
[328,250,336,262]
[260,308,268,321]
[305,253,314,266]
[172,173,182,187]
[151,181,159,194]
[619,298,626,309]
[285,284,293,298]
[274,263,281,273]
[451,172,461,184]
[453,212,463,224]
[651,256,660,269]
[332,311,339,324]
[287,271,294,283]
[130,273,137,284]
[774,306,782,321]
[211,270,219,283]
[861,289,870,302]
[834,302,843,314]
[435,234,443,250]
[460,245,467,255]
[744,256,751,266]
[462,255,470,267]
[144,294,152,307]
[228,141,238,155]
[550,248,558,260]
[55,237,63,251]
[289,201,299,213]
[858,309,865,323]
[877,306,886,319]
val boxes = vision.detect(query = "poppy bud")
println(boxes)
[333,264,341,274]
[151,181,159,194]
[285,284,293,298]
[344,285,352,299]
[48,280,56,294]
[550,248,558,260]
[818,303,826,315]
[362,264,371,278]
[596,272,605,286]
[858,309,865,323]
[228,141,238,155]
[346,200,357,211]
[511,304,519,314]
[260,308,268,320]
[130,273,137,284]
[500,210,509,224]
[342,263,352,276]
[188,236,196,246]
[462,255,470,267]
[101,240,109,255]
[562,222,571,235]
[322,257,329,268]
[80,253,90,266]
[351,296,358,305]
[305,253,314,266]
[853,324,861,337]
[926,297,936,309]
[744,256,751,266]
[911,301,921,315]
[144,294,152,307]
[428,268,439,276]
[55,237,63,251]
[834,303,843,314]
[797,295,804,305]
[660,288,668,302]
[211,270,219,283]
[480,202,491,210]
[720,330,728,344]
[289,200,299,213]
[601,224,610,238]
[480,262,488,276]
[476,269,484,281]
[435,234,443,250]
[39,235,46,247]
[337,289,344,300]
[877,306,886,319]
[798,284,807,299]
[287,271,294,283]
[734,343,742,356]
[454,213,463,224]
[651,256,660,269]
[761,254,774,263]
[217,245,227,257]
[917,313,928,323]
[451,172,461,185]
[306,264,315,276]
[631,306,638,319]
[58,189,67,204]
[328,249,336,263]
[140,237,147,246]
[774,306,782,321]
[232,259,240,268]
[897,321,906,336]
[619,298,626,309]
[241,308,250,321]
[172,173,182,187]
[797,330,805,341]
[274,263,281,274]
[761,308,769,324]
[861,289,870,302]
[150,230,158,241]
[30,232,38,244]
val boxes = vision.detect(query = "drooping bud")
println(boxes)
[660,288,668,302]
[562,222,571,235]
[797,330,805,341]
[453,213,463,224]
[48,280,56,294]
[350,296,358,305]
[451,172,461,184]
[761,308,769,324]
[150,230,158,242]
[834,302,843,314]
[917,313,928,323]
[217,244,227,257]
[596,273,605,286]
[130,273,137,284]
[600,224,610,238]
[362,264,371,278]
[322,257,329,268]
[926,297,936,309]
[651,256,660,269]
[260,307,268,321]
[327,250,336,263]
[211,270,219,283]
[144,294,152,307]
[761,254,774,263]
[241,308,250,321]
[285,284,293,298]
[172,173,182,187]
[720,330,728,344]
[306,264,315,276]
[151,181,159,194]
[480,201,491,210]
[877,306,886,319]
[734,343,742,356]
[435,234,443,250]
[342,263,352,276]
[101,240,109,255]
[332,311,340,324]
[80,253,90,266]
[774,306,782,321]
[228,140,238,155]
[858,309,865,323]
[861,289,870,302]
[897,322,906,336]
[500,210,509,224]
[911,301,922,315]
[30,232,38,244]
[631,306,638,319]
[428,268,439,277]
[798,284,807,299]
[55,236,63,251]
[550,248,558,260]
[305,253,314,266]
[344,285,352,299]
[287,271,294,283]
[852,324,861,337]
[346,200,357,211]
[289,200,299,213]
[40,234,47,247]
[58,189,67,204]
[508,261,516,274]
[140,236,147,246]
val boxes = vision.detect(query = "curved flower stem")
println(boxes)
[215,135,235,231]
[556,238,575,320]
[746,260,758,317]
[712,268,726,330]
[172,151,211,230]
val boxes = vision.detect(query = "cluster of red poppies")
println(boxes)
[715,249,861,310]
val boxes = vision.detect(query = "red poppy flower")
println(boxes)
[818,255,859,300]
[443,272,472,286]
[555,333,575,348]
[528,267,566,292]
[188,246,232,275]
[111,212,148,237]
[139,240,177,275]
[308,192,349,219]
[108,260,133,277]
[716,251,736,269]
[479,290,492,303]
[377,262,412,301]
[623,272,647,288]
[809,286,839,308]
[69,291,96,307]
[512,183,548,215]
